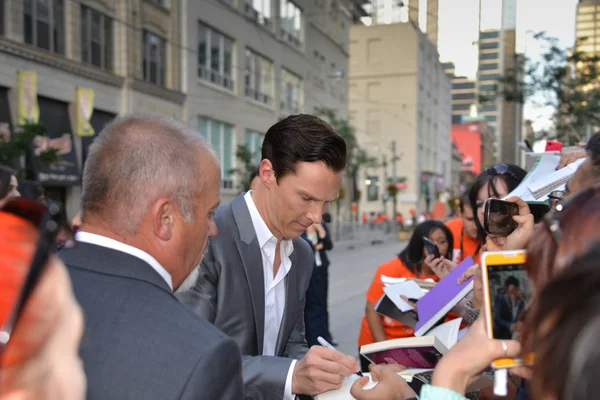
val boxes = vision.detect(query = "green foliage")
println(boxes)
[0,121,59,179]
[498,32,600,143]
[228,144,258,193]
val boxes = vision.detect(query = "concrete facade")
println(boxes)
[0,0,185,218]
[183,0,357,203]
[349,22,451,218]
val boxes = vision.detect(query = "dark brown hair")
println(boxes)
[524,248,600,400]
[261,114,347,180]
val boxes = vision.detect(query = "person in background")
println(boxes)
[0,204,86,400]
[444,193,479,263]
[248,166,261,191]
[17,180,44,202]
[0,166,20,208]
[303,221,333,347]
[357,220,453,372]
[61,113,244,400]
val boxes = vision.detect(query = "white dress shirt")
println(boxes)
[75,231,173,291]
[244,191,297,399]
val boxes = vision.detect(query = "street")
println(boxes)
[326,234,407,357]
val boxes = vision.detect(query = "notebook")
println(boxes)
[414,257,475,337]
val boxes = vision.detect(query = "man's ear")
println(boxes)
[152,199,175,241]
[259,159,276,187]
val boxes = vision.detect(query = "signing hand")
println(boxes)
[458,264,483,309]
[557,144,587,170]
[292,346,360,395]
[350,364,416,400]
[486,197,534,252]
[424,254,456,279]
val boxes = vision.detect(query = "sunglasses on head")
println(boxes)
[0,197,66,356]
[485,164,522,182]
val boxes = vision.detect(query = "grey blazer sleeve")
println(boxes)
[177,243,218,323]
[180,336,244,400]
[241,355,294,400]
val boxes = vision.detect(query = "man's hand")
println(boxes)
[314,223,327,238]
[486,197,534,252]
[350,365,415,400]
[291,346,360,395]
[557,144,587,169]
[458,264,483,309]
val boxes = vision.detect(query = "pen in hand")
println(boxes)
[317,336,363,377]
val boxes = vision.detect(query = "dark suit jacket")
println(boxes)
[493,295,525,340]
[61,242,244,400]
[177,194,314,400]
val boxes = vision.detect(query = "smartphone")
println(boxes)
[481,250,535,369]
[422,236,441,259]
[484,199,519,236]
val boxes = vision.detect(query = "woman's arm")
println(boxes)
[365,300,388,343]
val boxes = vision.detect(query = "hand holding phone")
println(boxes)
[423,236,441,259]
[484,199,519,236]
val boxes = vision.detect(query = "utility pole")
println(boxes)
[391,141,397,183]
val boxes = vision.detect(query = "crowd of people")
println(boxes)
[0,111,599,400]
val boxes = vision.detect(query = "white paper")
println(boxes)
[426,318,463,349]
[493,368,508,396]
[380,275,407,286]
[383,281,425,312]
[457,327,469,341]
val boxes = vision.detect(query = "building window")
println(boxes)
[245,49,273,105]
[479,41,499,50]
[245,0,272,29]
[280,0,303,47]
[81,6,113,70]
[452,104,472,111]
[480,63,499,71]
[452,82,475,90]
[245,130,263,165]
[479,52,498,60]
[0,0,4,35]
[23,0,64,54]
[479,30,500,40]
[485,115,497,122]
[480,73,499,81]
[452,93,475,101]
[479,84,497,92]
[366,176,379,202]
[199,117,234,189]
[198,23,234,91]
[280,68,302,114]
[481,104,496,113]
[142,30,166,86]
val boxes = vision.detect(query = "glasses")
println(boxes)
[542,185,600,244]
[0,198,64,356]
[485,164,522,182]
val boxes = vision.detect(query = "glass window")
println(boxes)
[479,73,499,81]
[280,68,302,114]
[479,84,497,92]
[453,93,475,100]
[23,0,64,53]
[199,117,235,188]
[479,52,498,60]
[246,0,272,28]
[366,176,379,202]
[452,82,475,90]
[143,30,166,86]
[453,103,472,111]
[81,6,113,70]
[198,22,234,90]
[245,130,264,165]
[480,63,499,71]
[479,41,499,50]
[245,48,273,105]
[280,0,303,47]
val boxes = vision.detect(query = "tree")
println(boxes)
[314,107,378,237]
[0,121,59,179]
[498,32,600,144]
[228,144,258,193]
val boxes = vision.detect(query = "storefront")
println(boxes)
[81,109,117,168]
[35,96,81,205]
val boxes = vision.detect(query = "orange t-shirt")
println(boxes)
[445,218,480,264]
[357,258,439,347]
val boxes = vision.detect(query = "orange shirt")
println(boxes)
[358,258,438,347]
[445,218,480,264]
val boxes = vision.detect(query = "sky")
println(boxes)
[436,0,579,130]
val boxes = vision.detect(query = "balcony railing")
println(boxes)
[198,65,234,91]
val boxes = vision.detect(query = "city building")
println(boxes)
[184,0,366,203]
[442,61,477,124]
[349,22,451,217]
[576,0,600,56]
[451,118,496,187]
[0,0,185,218]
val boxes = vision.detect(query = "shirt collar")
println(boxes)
[244,191,293,254]
[75,231,173,291]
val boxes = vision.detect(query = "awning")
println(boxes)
[82,109,116,167]
[35,96,81,186]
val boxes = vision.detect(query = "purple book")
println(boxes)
[414,256,475,336]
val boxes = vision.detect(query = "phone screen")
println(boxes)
[486,263,532,341]
[423,237,441,258]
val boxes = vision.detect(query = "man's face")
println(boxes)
[507,284,519,300]
[175,159,220,288]
[266,161,342,239]
[462,205,478,240]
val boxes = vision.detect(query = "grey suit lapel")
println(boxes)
[231,195,266,354]
[275,247,298,355]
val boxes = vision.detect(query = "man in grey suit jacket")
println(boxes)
[178,115,360,399]
[60,114,243,400]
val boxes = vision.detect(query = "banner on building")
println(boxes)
[17,70,40,125]
[75,87,95,137]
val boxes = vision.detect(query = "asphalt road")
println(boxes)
[326,235,408,357]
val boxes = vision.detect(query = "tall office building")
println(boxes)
[576,0,600,56]
[443,62,477,124]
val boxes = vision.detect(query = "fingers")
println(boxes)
[309,346,359,376]
[504,196,531,216]
[458,265,478,284]
[490,339,522,360]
